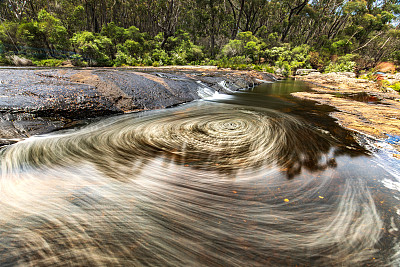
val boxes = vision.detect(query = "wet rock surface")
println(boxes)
[0,67,275,145]
[293,72,400,153]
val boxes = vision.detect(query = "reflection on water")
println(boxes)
[335,92,387,105]
[2,104,334,180]
[0,80,399,266]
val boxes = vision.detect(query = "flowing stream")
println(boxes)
[0,80,399,266]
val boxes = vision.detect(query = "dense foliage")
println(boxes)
[0,0,399,74]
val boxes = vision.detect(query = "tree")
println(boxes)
[37,9,69,51]
[71,31,113,65]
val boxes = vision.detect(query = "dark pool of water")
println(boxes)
[0,80,399,266]
[333,92,388,105]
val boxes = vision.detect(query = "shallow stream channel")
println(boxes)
[0,79,399,266]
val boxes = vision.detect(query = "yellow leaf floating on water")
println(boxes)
[319,196,324,199]
[284,199,289,202]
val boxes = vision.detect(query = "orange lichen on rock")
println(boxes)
[294,72,400,154]
[376,62,396,73]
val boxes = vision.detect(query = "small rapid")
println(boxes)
[0,81,399,266]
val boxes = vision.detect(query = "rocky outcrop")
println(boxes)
[296,72,377,92]
[0,67,275,145]
[293,72,400,152]
[7,55,34,66]
[295,69,320,76]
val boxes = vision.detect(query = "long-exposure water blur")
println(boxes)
[0,80,399,266]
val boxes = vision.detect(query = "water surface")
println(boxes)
[0,80,399,266]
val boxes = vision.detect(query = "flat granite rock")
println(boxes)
[0,67,275,145]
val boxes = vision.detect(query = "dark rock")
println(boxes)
[0,67,274,143]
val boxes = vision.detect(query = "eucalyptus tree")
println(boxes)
[1,0,29,21]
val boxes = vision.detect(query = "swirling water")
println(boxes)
[0,80,399,266]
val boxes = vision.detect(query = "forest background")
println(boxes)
[0,0,399,76]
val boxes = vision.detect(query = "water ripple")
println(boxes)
[1,103,333,179]
[0,102,397,266]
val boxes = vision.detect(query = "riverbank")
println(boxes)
[293,72,400,156]
[0,67,277,146]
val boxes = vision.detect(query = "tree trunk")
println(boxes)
[281,0,307,42]
[210,0,215,57]
[229,0,245,39]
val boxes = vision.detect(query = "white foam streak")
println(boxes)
[0,102,396,266]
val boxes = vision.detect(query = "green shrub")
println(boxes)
[309,51,327,70]
[152,30,204,65]
[116,39,143,58]
[170,52,186,65]
[263,44,290,64]
[253,64,274,73]
[275,60,292,76]
[263,44,311,73]
[32,58,64,66]
[37,9,69,50]
[206,59,218,66]
[217,56,252,69]
[389,82,400,92]
[140,54,153,66]
[263,44,312,76]
[71,31,113,66]
[324,54,357,73]
[101,22,126,45]
[70,54,87,66]
[258,26,279,47]
[17,22,43,48]
[0,54,12,65]
[221,31,263,63]
[331,39,353,55]
[159,29,190,51]
[0,22,19,46]
[101,22,153,59]
[68,5,86,33]
[221,39,244,57]
[358,70,376,81]
[184,44,204,62]
[151,49,170,65]
[114,51,138,66]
